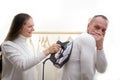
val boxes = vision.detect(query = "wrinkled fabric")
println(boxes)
[62,33,107,80]
[1,35,46,80]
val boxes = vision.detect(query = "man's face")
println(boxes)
[87,17,108,37]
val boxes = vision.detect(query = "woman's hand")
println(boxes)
[44,44,61,56]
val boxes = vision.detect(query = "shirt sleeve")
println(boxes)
[79,33,96,78]
[95,50,107,73]
[1,42,46,71]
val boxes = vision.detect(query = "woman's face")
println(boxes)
[20,18,34,37]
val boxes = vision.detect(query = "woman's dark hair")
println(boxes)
[0,46,1,52]
[0,45,2,74]
[5,13,31,41]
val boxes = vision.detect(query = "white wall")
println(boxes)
[0,0,120,80]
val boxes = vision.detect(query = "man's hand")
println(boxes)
[92,34,104,50]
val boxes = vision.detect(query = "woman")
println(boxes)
[1,13,61,80]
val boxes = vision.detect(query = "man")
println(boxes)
[62,15,108,80]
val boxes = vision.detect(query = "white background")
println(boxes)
[0,0,120,80]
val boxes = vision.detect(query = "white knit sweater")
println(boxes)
[1,35,46,80]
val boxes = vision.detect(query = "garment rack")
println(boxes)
[32,31,82,34]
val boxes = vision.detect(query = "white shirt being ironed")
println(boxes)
[1,35,46,80]
[62,33,107,80]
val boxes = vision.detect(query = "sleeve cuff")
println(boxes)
[97,49,104,54]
